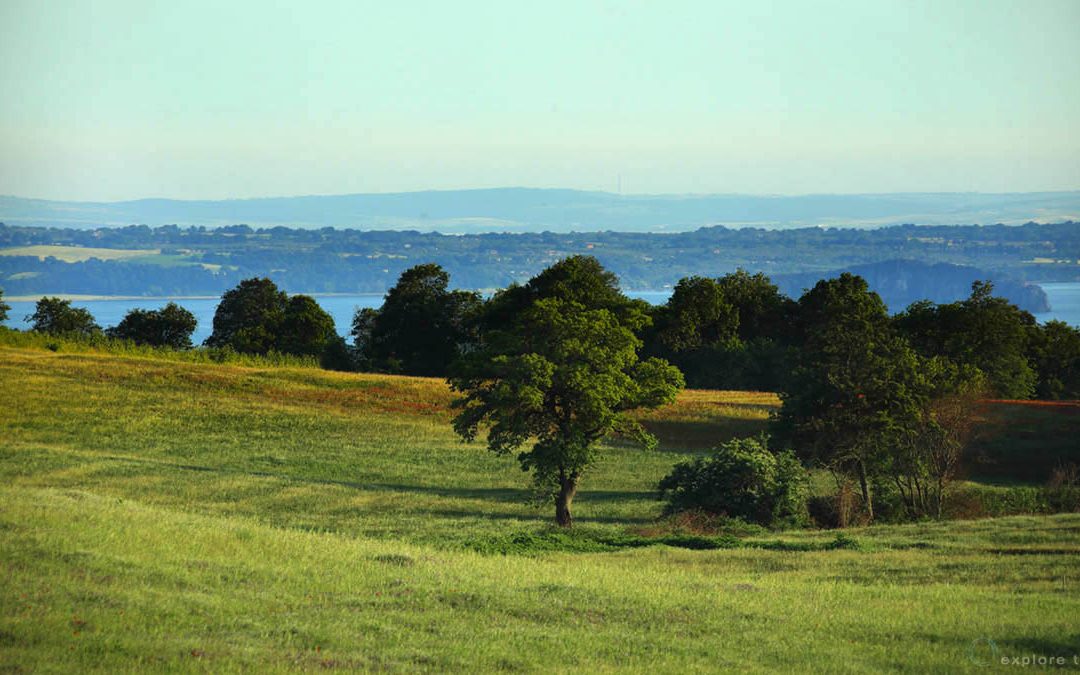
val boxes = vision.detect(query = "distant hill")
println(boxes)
[2,189,1080,233]
[774,260,1050,314]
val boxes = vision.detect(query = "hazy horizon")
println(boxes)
[8,186,1080,205]
[2,1,1079,201]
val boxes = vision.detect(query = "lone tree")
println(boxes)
[107,302,197,349]
[451,258,683,527]
[27,297,100,336]
[0,289,10,324]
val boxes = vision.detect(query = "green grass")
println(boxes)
[2,344,1079,672]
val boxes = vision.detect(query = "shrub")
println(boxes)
[658,436,809,527]
[1045,463,1080,513]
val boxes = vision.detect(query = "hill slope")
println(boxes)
[1,346,1078,671]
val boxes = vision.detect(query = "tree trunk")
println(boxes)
[555,473,579,528]
[857,461,874,522]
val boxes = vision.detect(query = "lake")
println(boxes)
[4,284,1080,343]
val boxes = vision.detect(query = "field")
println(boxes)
[0,245,162,263]
[1,344,1078,672]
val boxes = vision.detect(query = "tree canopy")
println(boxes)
[772,273,927,520]
[278,294,337,357]
[206,278,341,358]
[27,297,100,336]
[107,302,198,349]
[352,264,481,376]
[205,278,288,353]
[1029,320,1080,400]
[894,281,1037,399]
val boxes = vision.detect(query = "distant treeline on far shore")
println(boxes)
[1,221,1077,312]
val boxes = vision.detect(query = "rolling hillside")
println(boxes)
[1,344,1077,671]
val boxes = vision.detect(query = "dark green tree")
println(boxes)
[205,278,288,353]
[651,276,739,353]
[895,281,1037,399]
[27,297,100,336]
[319,335,359,372]
[479,256,649,336]
[641,270,796,391]
[644,276,741,389]
[773,273,927,521]
[278,294,337,357]
[1029,320,1080,400]
[715,269,796,342]
[107,302,197,349]
[452,260,683,527]
[350,307,380,371]
[352,264,481,376]
[0,289,10,324]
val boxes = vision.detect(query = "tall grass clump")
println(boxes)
[0,327,320,368]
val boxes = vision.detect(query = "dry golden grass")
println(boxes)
[0,244,161,262]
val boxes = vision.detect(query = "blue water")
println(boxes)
[1032,283,1080,328]
[4,284,1079,342]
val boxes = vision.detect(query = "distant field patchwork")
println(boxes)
[0,244,161,262]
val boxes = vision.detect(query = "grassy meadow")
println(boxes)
[1,342,1079,671]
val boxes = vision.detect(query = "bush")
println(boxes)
[658,436,810,527]
[941,467,1080,520]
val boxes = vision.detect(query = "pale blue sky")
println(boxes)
[1,0,1078,200]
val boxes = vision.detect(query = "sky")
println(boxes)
[1,0,1079,201]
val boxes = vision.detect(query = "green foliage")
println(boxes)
[652,276,739,352]
[26,296,100,336]
[659,436,810,527]
[207,278,342,359]
[1029,320,1080,400]
[106,302,197,349]
[352,263,481,376]
[206,277,289,353]
[319,335,359,372]
[895,281,1037,399]
[944,479,1080,519]
[773,273,928,520]
[0,288,9,323]
[715,269,796,342]
[278,294,337,357]
[643,269,795,391]
[479,256,652,337]
[452,258,683,526]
